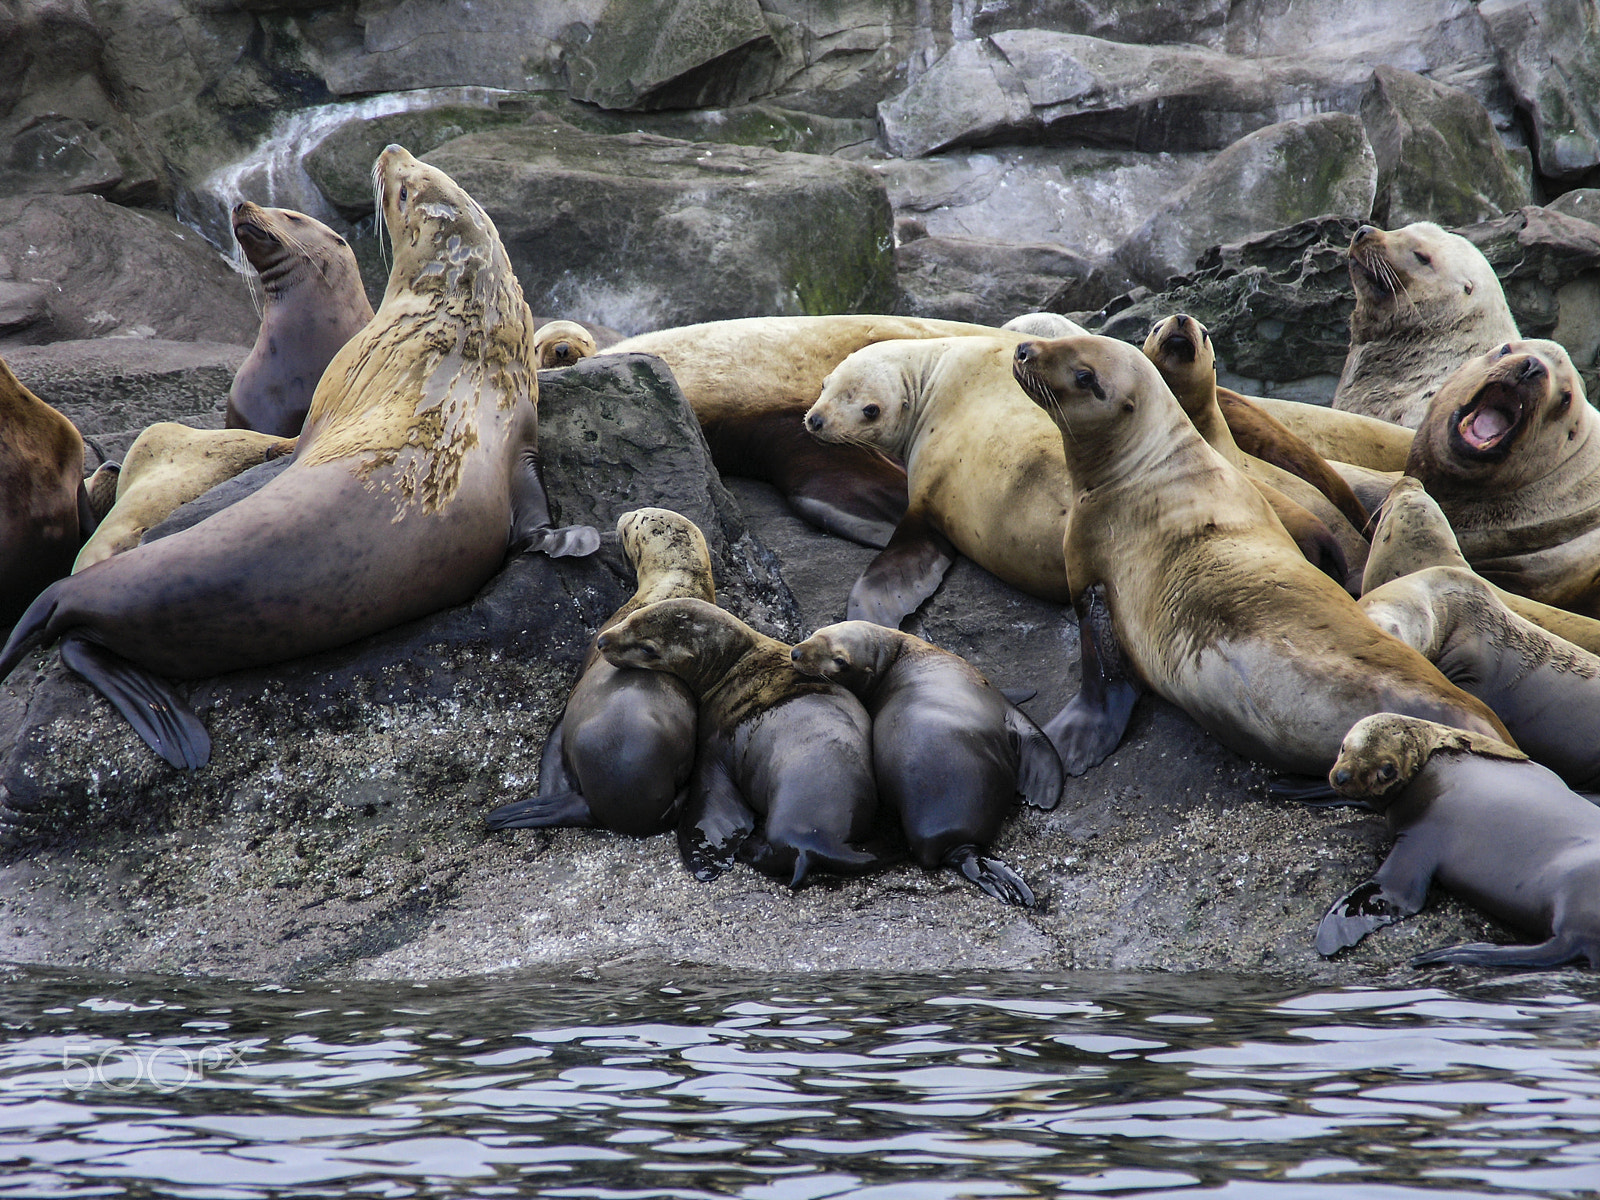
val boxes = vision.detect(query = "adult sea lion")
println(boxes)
[533,320,598,369]
[1405,339,1600,618]
[1246,396,1414,480]
[225,203,373,437]
[486,507,713,836]
[1010,333,1510,776]
[0,145,600,770]
[597,597,888,886]
[1332,221,1519,428]
[1316,713,1600,969]
[73,423,295,572]
[601,315,1019,547]
[0,357,94,627]
[790,621,1061,906]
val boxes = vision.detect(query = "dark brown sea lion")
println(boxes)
[1316,713,1600,969]
[1010,333,1511,776]
[790,620,1061,906]
[486,507,713,836]
[225,203,373,438]
[597,597,888,886]
[0,145,599,770]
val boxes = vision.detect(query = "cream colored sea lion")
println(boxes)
[1316,713,1600,969]
[225,203,373,438]
[1406,339,1600,618]
[1332,221,1519,428]
[0,357,93,627]
[486,507,714,836]
[1010,333,1510,776]
[533,320,598,369]
[73,423,295,572]
[601,315,1016,547]
[0,145,599,770]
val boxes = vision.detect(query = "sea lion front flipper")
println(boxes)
[508,449,600,559]
[1315,841,1437,957]
[1411,934,1592,970]
[58,634,210,770]
[947,844,1036,907]
[1007,705,1064,810]
[485,790,594,830]
[846,509,955,629]
[1267,775,1371,809]
[677,755,755,881]
[1043,584,1142,776]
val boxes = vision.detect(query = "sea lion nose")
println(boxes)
[1518,356,1546,382]
[1353,224,1378,243]
[790,647,802,663]
[596,632,612,653]
[1174,313,1190,328]
[1333,767,1352,788]
[1015,343,1037,365]
[806,412,824,432]
[384,142,405,155]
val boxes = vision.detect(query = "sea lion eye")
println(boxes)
[1558,391,1573,414]
[833,655,848,670]
[1413,251,1432,266]
[1074,369,1095,390]
[398,184,408,204]
[1378,761,1397,782]
[862,403,880,420]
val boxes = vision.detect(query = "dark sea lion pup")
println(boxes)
[0,145,599,770]
[1316,713,1600,969]
[226,202,374,437]
[790,621,1062,906]
[486,507,715,836]
[597,597,888,887]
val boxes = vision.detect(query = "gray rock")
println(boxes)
[894,235,1096,325]
[1115,114,1377,289]
[1360,65,1531,228]
[1548,188,1600,226]
[0,281,49,335]
[0,115,122,197]
[1481,0,1600,182]
[420,125,896,335]
[758,0,949,119]
[970,0,1233,46]
[876,38,1036,160]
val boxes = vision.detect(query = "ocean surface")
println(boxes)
[1,965,1598,1198]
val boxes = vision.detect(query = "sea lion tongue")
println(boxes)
[1470,407,1510,443]
[1457,383,1521,452]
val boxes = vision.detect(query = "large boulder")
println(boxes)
[1480,0,1600,182]
[417,126,896,335]
[1114,114,1377,289]
[1359,65,1531,227]
[894,233,1095,324]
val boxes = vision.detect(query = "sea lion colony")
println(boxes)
[0,155,1596,960]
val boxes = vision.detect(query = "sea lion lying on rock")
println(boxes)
[533,320,598,369]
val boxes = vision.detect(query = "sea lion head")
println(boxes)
[535,320,598,369]
[789,621,897,693]
[1003,312,1089,339]
[804,341,922,456]
[231,203,363,302]
[1330,713,1525,805]
[372,143,511,309]
[616,507,715,602]
[1346,222,1504,337]
[1361,475,1471,592]
[597,596,753,693]
[1142,313,1216,420]
[1408,339,1591,496]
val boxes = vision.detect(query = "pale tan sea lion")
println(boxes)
[226,203,373,438]
[533,320,598,369]
[1332,221,1519,428]
[1009,333,1510,776]
[0,144,599,770]
[1246,395,1414,472]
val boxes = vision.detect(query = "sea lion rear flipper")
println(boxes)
[1044,584,1142,776]
[846,509,955,629]
[1007,705,1064,810]
[1315,844,1433,956]
[1411,934,1592,970]
[76,480,98,540]
[537,715,577,795]
[485,790,594,830]
[508,449,600,558]
[677,756,755,881]
[946,844,1036,907]
[1000,687,1037,705]
[58,634,210,770]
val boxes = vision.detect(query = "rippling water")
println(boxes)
[2,967,1598,1198]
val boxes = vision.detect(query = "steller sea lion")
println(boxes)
[0,145,599,771]
[226,203,374,438]
[533,320,599,369]
[597,597,889,887]
[1316,713,1600,969]
[1010,333,1510,776]
[790,620,1061,906]
[486,507,714,837]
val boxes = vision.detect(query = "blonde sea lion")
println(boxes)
[533,320,598,369]
[597,597,888,886]
[486,507,713,836]
[1246,396,1414,472]
[790,621,1062,906]
[225,203,373,438]
[1010,333,1510,776]
[73,423,295,572]
[0,145,599,770]
[1406,339,1600,618]
[1332,221,1520,428]
[1316,713,1600,969]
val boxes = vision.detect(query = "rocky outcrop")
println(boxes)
[1481,0,1600,183]
[894,234,1095,325]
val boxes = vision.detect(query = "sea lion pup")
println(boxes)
[533,320,598,369]
[1316,713,1600,969]
[600,315,1015,547]
[225,202,373,438]
[1143,314,1367,587]
[597,597,888,886]
[0,358,95,627]
[1010,333,1510,776]
[486,508,714,836]
[1406,339,1600,618]
[804,335,1071,628]
[0,145,600,770]
[790,621,1062,906]
[73,423,295,572]
[1332,222,1520,429]
[1361,475,1600,656]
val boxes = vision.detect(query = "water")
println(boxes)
[2,968,1599,1198]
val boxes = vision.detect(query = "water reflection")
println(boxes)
[0,968,1597,1197]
